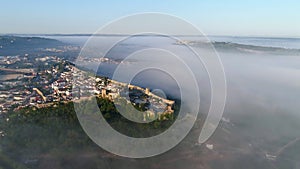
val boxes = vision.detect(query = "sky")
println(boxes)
[1,0,300,37]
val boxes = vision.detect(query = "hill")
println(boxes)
[0,36,67,56]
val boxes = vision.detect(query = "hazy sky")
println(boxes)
[1,0,300,37]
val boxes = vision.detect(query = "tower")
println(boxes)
[145,88,150,95]
[101,89,107,98]
[167,105,173,113]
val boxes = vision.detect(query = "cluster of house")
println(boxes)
[0,55,61,67]
[0,88,31,113]
[0,55,21,65]
[0,57,67,113]
[1,57,175,119]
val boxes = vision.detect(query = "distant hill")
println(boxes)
[0,36,66,56]
[176,40,300,55]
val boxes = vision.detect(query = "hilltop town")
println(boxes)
[0,55,175,121]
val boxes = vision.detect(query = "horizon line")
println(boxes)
[1,33,300,39]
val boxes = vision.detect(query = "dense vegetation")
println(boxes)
[0,97,178,169]
[0,102,92,169]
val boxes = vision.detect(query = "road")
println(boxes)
[0,68,33,74]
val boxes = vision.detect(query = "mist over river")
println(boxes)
[48,35,300,117]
